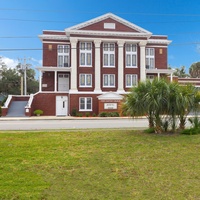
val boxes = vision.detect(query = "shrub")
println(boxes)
[181,128,200,135]
[33,109,43,116]
[0,106,2,117]
[98,112,120,117]
[77,113,83,117]
[85,112,90,117]
[71,108,77,116]
[1,96,7,107]
[92,113,96,117]
[98,112,107,117]
[188,117,200,129]
[110,112,120,117]
[144,127,155,134]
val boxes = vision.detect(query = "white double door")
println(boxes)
[58,74,69,91]
[56,96,68,116]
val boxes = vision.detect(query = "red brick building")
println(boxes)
[2,13,174,117]
[34,13,174,116]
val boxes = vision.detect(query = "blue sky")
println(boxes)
[1,0,200,76]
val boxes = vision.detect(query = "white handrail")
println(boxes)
[25,94,34,108]
[2,95,12,108]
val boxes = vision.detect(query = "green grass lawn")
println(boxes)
[0,130,200,200]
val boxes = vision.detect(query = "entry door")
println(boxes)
[58,74,69,91]
[56,96,68,116]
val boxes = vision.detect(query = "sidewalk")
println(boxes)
[0,116,133,121]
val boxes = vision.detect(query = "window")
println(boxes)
[146,75,154,82]
[80,42,92,66]
[146,48,155,69]
[126,44,137,67]
[126,74,138,87]
[103,43,115,67]
[57,45,70,67]
[103,74,115,87]
[79,74,92,87]
[79,97,92,111]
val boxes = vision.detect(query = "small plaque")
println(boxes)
[104,103,117,109]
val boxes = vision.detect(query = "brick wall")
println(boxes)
[69,93,99,116]
[32,93,69,116]
[98,100,122,114]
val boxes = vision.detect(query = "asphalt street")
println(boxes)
[0,117,148,131]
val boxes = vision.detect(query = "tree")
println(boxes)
[122,78,200,133]
[0,63,39,95]
[0,66,21,95]
[173,66,189,77]
[123,79,169,133]
[122,80,154,128]
[189,62,200,78]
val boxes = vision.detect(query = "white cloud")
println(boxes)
[0,56,42,69]
[0,56,19,69]
[30,58,42,66]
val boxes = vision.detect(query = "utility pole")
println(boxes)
[18,57,31,95]
[21,76,23,95]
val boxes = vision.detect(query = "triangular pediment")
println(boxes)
[65,13,151,35]
[97,92,124,100]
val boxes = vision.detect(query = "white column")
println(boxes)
[39,71,42,92]
[94,39,102,93]
[170,73,173,82]
[54,71,57,92]
[158,73,160,80]
[117,40,125,93]
[139,41,147,82]
[70,38,78,93]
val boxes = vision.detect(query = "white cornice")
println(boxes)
[148,39,172,45]
[38,34,69,42]
[65,13,152,35]
[36,66,71,72]
[146,69,175,74]
[67,30,151,38]
[97,92,124,100]
[42,41,70,44]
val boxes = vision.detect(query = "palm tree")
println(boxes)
[177,85,199,129]
[122,80,154,128]
[122,78,200,133]
[173,66,189,78]
[189,62,200,78]
[167,81,182,131]
[123,78,169,133]
[146,78,169,133]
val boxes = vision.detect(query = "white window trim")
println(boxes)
[79,97,92,111]
[126,74,138,88]
[79,74,92,87]
[125,44,137,68]
[80,42,92,67]
[103,74,115,87]
[57,45,70,67]
[103,43,115,68]
[146,48,155,69]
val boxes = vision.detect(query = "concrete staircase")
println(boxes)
[6,101,28,117]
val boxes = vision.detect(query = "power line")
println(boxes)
[0,36,37,39]
[1,17,200,25]
[1,8,200,17]
[0,18,78,24]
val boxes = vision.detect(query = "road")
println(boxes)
[0,117,149,131]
